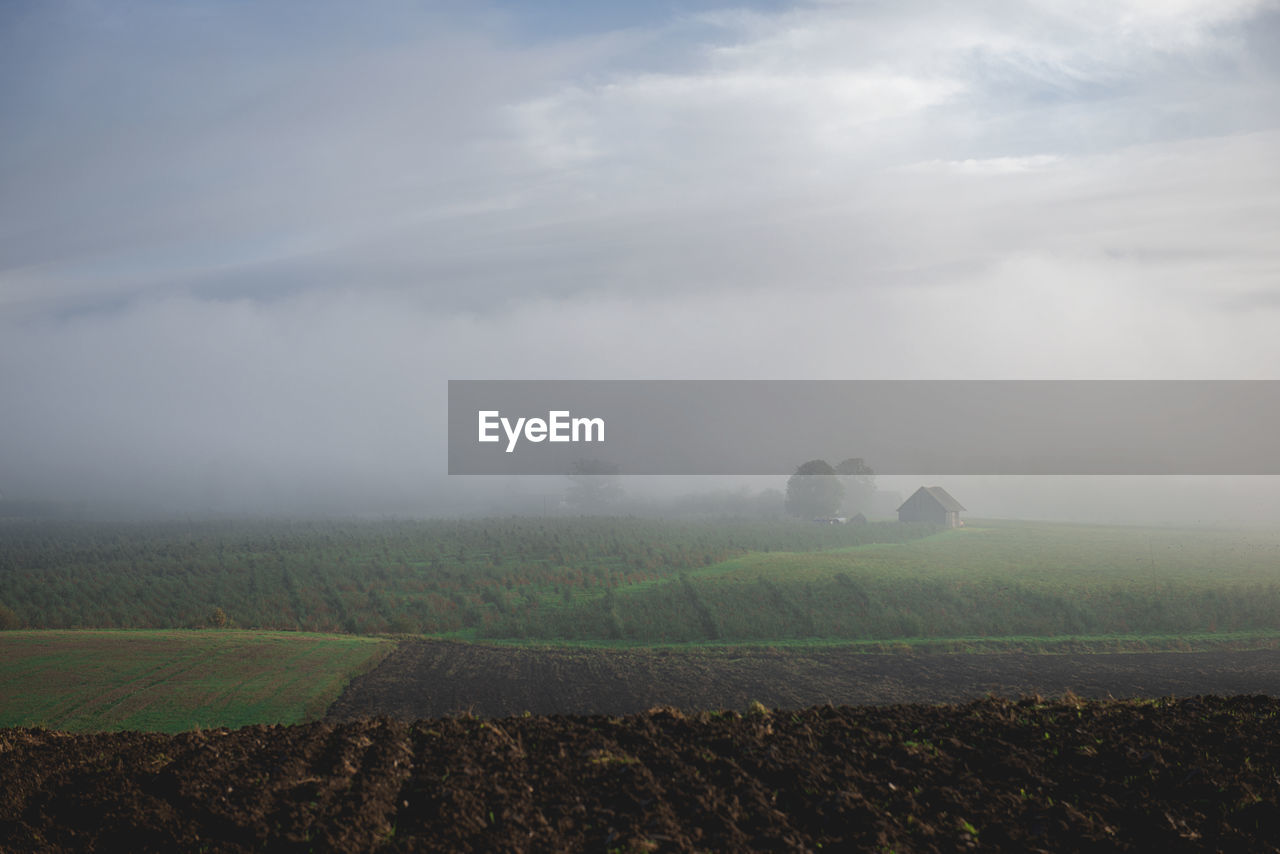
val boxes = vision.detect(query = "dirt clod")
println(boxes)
[4,696,1280,852]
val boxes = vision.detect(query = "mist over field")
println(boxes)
[2,0,1279,522]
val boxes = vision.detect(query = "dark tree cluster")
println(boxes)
[785,457,876,518]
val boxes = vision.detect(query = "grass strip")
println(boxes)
[0,629,393,733]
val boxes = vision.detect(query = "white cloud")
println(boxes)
[906,155,1063,175]
[1,0,1278,512]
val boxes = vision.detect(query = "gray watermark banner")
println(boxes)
[448,380,1279,475]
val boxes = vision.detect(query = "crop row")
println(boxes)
[0,517,934,633]
[483,572,1280,642]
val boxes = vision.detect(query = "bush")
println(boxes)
[0,603,21,630]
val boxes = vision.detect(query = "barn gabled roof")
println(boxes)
[897,486,966,512]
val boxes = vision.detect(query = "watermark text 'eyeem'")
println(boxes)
[478,410,605,453]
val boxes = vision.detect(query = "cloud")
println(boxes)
[5,0,1277,314]
[1,0,1278,514]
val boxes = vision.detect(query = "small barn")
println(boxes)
[897,486,965,528]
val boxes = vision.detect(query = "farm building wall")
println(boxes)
[897,492,942,525]
[897,487,964,528]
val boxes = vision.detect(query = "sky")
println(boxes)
[1,0,1278,518]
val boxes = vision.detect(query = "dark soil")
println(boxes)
[326,640,1280,720]
[5,695,1280,852]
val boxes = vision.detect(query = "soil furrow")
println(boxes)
[326,641,1280,721]
[9,696,1280,851]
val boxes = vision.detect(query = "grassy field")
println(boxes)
[0,516,933,634]
[481,519,1280,643]
[0,630,393,733]
[4,519,1280,732]
[5,516,1280,645]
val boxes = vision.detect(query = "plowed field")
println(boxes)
[5,695,1280,852]
[326,640,1280,720]
[7,644,1280,851]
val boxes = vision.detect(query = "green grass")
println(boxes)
[479,519,1280,643]
[676,520,1280,589]
[453,630,1280,655]
[0,629,393,733]
[0,516,934,634]
[7,518,1280,686]
[9,519,1280,733]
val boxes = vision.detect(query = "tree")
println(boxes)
[0,603,21,630]
[785,459,843,518]
[834,457,876,515]
[564,459,624,512]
